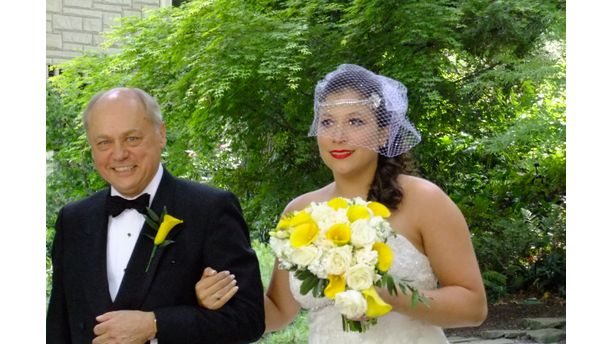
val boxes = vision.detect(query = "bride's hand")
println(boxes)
[195,267,238,310]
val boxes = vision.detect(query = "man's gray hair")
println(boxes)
[82,87,163,130]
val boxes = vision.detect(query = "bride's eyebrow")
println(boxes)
[321,110,369,119]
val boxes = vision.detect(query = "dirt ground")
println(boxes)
[444,296,566,337]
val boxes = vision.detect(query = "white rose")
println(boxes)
[324,245,353,275]
[310,203,349,233]
[278,260,294,270]
[313,234,335,251]
[354,248,378,267]
[350,219,377,247]
[334,290,367,318]
[307,256,328,279]
[345,263,374,290]
[269,237,291,257]
[290,245,321,267]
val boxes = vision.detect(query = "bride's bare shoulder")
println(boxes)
[283,184,334,214]
[398,174,451,204]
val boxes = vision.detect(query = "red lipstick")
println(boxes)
[330,150,353,159]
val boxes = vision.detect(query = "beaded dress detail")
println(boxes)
[289,234,449,343]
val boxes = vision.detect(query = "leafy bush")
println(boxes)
[46,0,565,299]
[482,270,508,303]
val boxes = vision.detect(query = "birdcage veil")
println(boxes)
[309,64,420,157]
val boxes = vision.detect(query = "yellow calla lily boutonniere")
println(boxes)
[144,207,183,272]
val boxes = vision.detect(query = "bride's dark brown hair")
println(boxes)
[368,151,418,210]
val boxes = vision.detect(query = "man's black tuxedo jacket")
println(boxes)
[46,168,265,343]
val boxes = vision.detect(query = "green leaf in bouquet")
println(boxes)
[342,315,378,333]
[300,275,318,296]
[313,278,329,298]
[411,289,420,308]
[387,274,399,296]
[409,287,430,309]
[378,273,430,309]
[379,272,399,296]
[295,270,319,296]
[398,282,408,295]
[295,269,312,281]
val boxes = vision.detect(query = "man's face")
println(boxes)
[86,90,166,198]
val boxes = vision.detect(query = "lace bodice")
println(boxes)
[289,234,449,343]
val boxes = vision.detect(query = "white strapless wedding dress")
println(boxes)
[289,234,450,344]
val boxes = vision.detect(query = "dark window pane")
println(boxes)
[172,0,189,6]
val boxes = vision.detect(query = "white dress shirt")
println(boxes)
[106,164,163,301]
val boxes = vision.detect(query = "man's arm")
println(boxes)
[154,191,265,343]
[46,208,72,344]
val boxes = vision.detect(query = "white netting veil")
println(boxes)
[309,64,420,157]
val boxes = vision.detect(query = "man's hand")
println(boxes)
[93,310,156,344]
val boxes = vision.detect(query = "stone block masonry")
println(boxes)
[47,0,171,67]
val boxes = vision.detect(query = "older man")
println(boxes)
[46,87,264,343]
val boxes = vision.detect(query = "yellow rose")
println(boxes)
[372,242,394,272]
[327,197,349,210]
[347,205,370,222]
[290,221,319,247]
[367,201,391,218]
[325,223,351,245]
[154,214,183,245]
[324,274,346,299]
[362,287,392,317]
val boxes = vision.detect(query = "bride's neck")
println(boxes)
[331,174,373,200]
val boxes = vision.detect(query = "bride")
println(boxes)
[195,64,487,343]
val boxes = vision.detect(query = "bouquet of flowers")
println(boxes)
[269,197,427,332]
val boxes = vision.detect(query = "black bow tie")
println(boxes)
[106,193,151,217]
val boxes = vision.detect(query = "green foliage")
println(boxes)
[46,255,53,306]
[252,240,276,287]
[46,0,566,297]
[257,310,309,344]
[253,241,309,342]
[482,270,508,303]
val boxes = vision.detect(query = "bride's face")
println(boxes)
[316,90,384,176]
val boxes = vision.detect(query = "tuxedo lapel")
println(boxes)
[112,169,178,310]
[80,190,114,316]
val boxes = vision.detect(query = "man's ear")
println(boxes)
[86,134,95,160]
[159,123,167,148]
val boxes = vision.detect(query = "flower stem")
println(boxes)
[145,246,158,272]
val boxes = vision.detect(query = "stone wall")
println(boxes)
[47,0,171,71]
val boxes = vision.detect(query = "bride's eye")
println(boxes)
[320,118,334,128]
[348,118,366,126]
